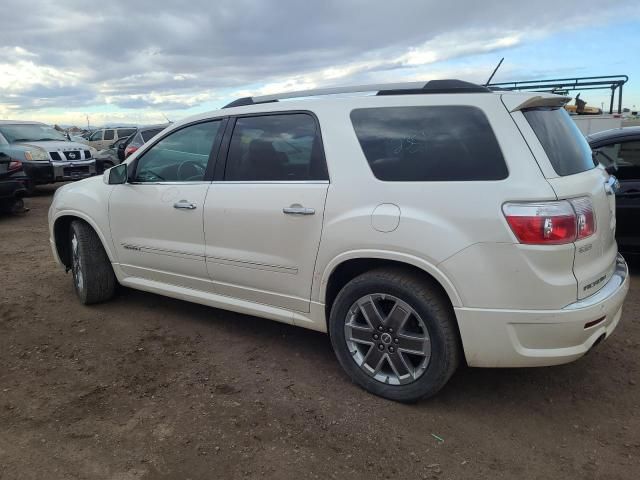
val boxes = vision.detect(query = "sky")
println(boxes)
[0,0,638,127]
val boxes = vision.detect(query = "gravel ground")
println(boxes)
[1,185,639,480]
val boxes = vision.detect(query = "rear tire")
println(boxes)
[329,268,460,402]
[69,220,116,304]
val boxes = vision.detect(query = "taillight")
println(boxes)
[124,145,138,158]
[570,197,595,240]
[9,160,22,171]
[503,197,595,245]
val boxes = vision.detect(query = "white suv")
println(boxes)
[48,80,629,402]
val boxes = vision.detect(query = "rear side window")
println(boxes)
[104,129,115,141]
[225,114,328,181]
[523,107,596,176]
[350,106,507,181]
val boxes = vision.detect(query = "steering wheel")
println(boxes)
[177,161,206,181]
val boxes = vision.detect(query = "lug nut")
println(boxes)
[373,334,379,340]
[389,346,395,353]
[394,338,399,343]
[377,326,384,332]
[388,328,393,333]
[378,344,384,351]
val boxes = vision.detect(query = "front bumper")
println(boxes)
[23,160,96,184]
[456,254,629,367]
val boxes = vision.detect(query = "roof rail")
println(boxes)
[222,79,490,108]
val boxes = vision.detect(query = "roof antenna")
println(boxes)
[161,112,171,123]
[484,57,504,86]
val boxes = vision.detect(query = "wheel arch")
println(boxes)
[320,250,462,320]
[52,211,116,269]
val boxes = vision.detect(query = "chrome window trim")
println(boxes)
[127,181,212,186]
[211,180,330,185]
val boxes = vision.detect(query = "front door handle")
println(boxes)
[283,206,315,215]
[174,200,197,210]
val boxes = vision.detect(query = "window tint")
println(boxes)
[350,106,507,181]
[104,129,115,141]
[117,128,136,138]
[523,108,596,176]
[141,128,163,143]
[595,140,640,180]
[134,121,221,182]
[90,130,103,141]
[225,114,327,181]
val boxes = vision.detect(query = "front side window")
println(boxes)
[350,106,507,181]
[595,140,640,180]
[225,114,327,181]
[134,121,221,182]
[90,130,103,141]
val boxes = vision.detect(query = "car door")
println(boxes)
[595,138,640,250]
[109,119,225,289]
[204,112,329,312]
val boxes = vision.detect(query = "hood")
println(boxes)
[16,140,90,151]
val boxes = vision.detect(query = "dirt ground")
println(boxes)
[1,185,639,480]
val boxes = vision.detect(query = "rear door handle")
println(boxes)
[283,206,315,215]
[173,200,197,210]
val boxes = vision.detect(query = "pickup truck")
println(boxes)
[0,120,97,193]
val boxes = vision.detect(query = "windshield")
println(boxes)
[0,124,68,143]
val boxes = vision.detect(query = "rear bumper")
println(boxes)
[456,254,629,367]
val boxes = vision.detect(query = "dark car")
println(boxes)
[121,124,168,160]
[588,126,640,255]
[0,152,27,213]
[94,135,132,173]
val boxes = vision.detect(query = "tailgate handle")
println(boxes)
[604,176,619,196]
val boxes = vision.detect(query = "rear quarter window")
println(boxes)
[350,106,507,181]
[523,107,596,177]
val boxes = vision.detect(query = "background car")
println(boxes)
[0,151,27,213]
[121,124,169,160]
[94,135,131,173]
[80,127,137,150]
[589,126,640,256]
[0,120,98,193]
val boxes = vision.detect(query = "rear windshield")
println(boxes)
[350,106,508,181]
[142,128,163,142]
[523,107,596,176]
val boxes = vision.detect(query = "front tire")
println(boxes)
[329,268,460,402]
[69,220,116,304]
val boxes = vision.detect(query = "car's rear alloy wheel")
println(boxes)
[345,294,431,385]
[330,268,460,402]
[69,220,116,304]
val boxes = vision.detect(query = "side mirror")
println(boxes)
[104,163,128,185]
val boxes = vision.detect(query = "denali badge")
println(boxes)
[583,275,606,292]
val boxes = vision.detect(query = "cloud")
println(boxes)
[0,0,637,124]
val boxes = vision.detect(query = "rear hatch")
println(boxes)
[519,104,618,300]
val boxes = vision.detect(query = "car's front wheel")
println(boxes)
[69,220,116,304]
[329,268,461,402]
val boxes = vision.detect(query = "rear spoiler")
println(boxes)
[503,94,572,112]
